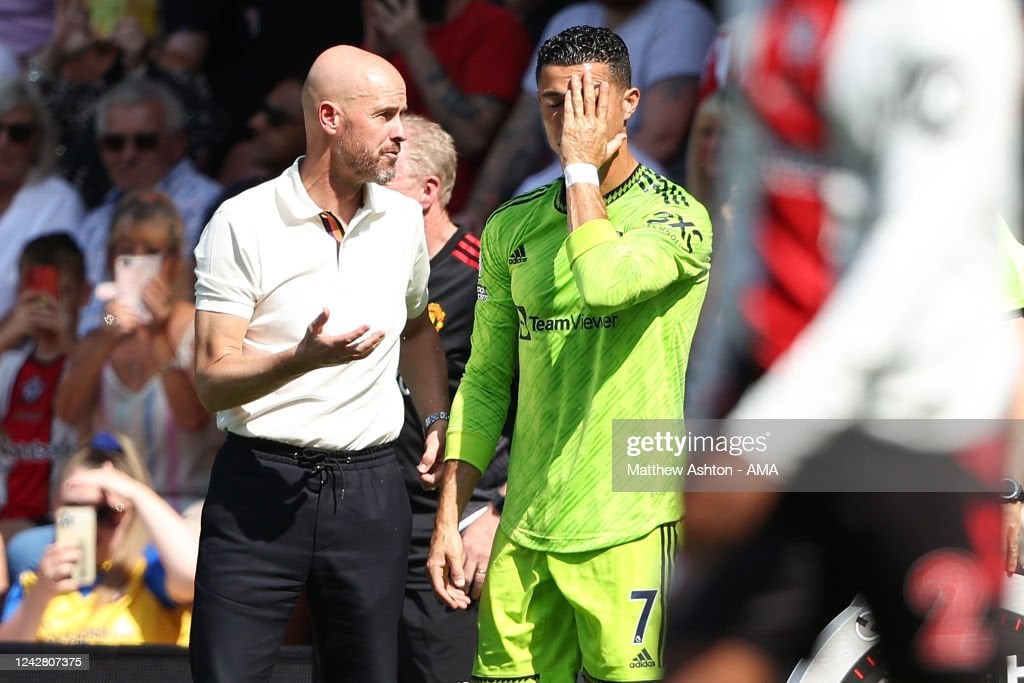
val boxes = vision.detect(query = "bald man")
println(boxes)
[190,45,449,682]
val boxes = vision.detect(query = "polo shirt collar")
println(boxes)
[361,182,388,216]
[276,157,387,228]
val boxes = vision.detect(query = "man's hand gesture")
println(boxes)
[295,308,384,370]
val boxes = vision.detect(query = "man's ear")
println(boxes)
[318,101,340,133]
[623,87,641,121]
[421,175,442,212]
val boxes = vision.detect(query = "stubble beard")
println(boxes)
[374,160,397,184]
[338,137,398,185]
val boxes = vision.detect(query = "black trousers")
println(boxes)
[398,585,479,683]
[190,433,411,682]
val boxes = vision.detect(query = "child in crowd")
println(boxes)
[0,233,90,593]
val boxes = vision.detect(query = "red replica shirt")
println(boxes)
[1,355,66,519]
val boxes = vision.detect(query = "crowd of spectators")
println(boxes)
[0,0,722,649]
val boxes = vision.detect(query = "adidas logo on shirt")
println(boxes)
[508,244,528,265]
[630,648,657,669]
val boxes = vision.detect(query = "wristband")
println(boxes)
[564,163,600,187]
[423,411,450,430]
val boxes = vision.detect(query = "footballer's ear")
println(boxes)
[623,87,640,121]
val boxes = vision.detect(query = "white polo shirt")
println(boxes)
[194,158,430,450]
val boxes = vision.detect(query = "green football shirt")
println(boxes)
[446,165,713,552]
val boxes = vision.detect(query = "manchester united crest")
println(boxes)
[428,302,446,331]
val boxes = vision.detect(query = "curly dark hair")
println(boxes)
[535,25,632,87]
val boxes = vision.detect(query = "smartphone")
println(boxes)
[114,254,162,323]
[26,265,60,302]
[55,506,97,587]
[418,0,445,22]
[87,0,159,39]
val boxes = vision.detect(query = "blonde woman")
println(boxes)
[0,431,196,644]
[0,79,86,322]
[55,191,220,514]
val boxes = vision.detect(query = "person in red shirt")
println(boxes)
[0,233,91,585]
[362,0,533,213]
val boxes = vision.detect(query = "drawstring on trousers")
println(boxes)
[295,450,347,513]
[225,435,394,516]
[311,459,344,513]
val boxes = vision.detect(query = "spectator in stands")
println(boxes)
[362,0,533,213]
[25,1,225,206]
[386,114,511,683]
[0,431,195,645]
[0,78,85,323]
[158,0,362,167]
[76,77,220,330]
[0,233,90,601]
[214,76,305,189]
[0,233,90,537]
[55,191,219,515]
[456,0,716,233]
[684,91,723,211]
[684,90,733,242]
[499,0,575,42]
[194,75,306,298]
[28,0,159,84]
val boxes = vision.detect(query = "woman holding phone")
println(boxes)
[54,191,220,515]
[0,431,196,644]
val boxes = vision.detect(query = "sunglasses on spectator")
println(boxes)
[99,132,161,152]
[0,122,36,144]
[258,103,300,128]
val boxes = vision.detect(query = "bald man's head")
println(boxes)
[302,45,408,185]
[302,45,405,119]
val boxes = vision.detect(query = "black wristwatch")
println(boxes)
[1002,477,1024,503]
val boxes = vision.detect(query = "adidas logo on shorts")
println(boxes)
[630,647,657,669]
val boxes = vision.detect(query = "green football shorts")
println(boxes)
[473,521,680,682]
